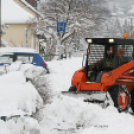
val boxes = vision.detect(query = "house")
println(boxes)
[14,0,50,56]
[14,0,62,58]
[1,0,38,51]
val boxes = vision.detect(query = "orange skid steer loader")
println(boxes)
[62,38,134,112]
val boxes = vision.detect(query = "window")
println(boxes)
[0,55,13,64]
[16,54,33,63]
[116,45,133,65]
[88,44,105,70]
[118,45,133,57]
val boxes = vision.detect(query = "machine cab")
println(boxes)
[84,38,134,82]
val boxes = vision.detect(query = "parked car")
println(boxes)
[0,48,50,73]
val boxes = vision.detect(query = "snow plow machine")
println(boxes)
[62,37,134,113]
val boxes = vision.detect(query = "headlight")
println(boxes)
[87,39,92,43]
[109,39,114,43]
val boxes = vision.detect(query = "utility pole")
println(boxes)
[0,0,1,47]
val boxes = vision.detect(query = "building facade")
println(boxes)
[2,23,37,49]
[1,0,39,51]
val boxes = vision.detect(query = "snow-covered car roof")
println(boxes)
[0,52,13,56]
[0,47,37,53]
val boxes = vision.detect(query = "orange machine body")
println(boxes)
[71,60,134,94]
[67,38,134,112]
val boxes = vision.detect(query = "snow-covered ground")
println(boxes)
[0,57,134,134]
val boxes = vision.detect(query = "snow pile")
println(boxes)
[0,62,49,116]
[81,107,134,134]
[46,57,82,91]
[40,96,102,130]
[18,63,53,105]
[0,71,43,116]
[2,62,46,80]
[0,117,40,134]
[0,61,51,134]
[40,94,134,134]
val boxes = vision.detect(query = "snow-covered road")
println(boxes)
[39,57,134,134]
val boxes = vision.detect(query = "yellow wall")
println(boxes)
[2,24,37,49]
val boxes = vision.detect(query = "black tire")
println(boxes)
[69,86,77,91]
[109,85,131,112]
[131,89,134,113]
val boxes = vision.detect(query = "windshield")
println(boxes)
[88,44,105,70]
[115,45,133,66]
[0,54,13,64]
[118,45,133,57]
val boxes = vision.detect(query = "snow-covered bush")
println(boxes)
[1,39,8,47]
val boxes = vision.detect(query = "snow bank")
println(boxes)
[4,61,46,80]
[0,117,40,134]
[0,61,50,133]
[0,61,48,117]
[40,96,102,129]
[81,107,134,134]
[0,71,43,116]
[46,57,82,91]
[40,94,134,134]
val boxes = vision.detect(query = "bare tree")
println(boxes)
[1,24,9,47]
[33,0,110,57]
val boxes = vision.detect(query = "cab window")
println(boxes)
[117,45,133,64]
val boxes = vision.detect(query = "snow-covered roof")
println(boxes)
[19,0,43,18]
[0,47,37,53]
[1,0,34,24]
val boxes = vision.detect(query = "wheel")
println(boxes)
[109,85,131,112]
[69,86,77,91]
[131,89,134,113]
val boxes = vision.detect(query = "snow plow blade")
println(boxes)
[62,91,110,103]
